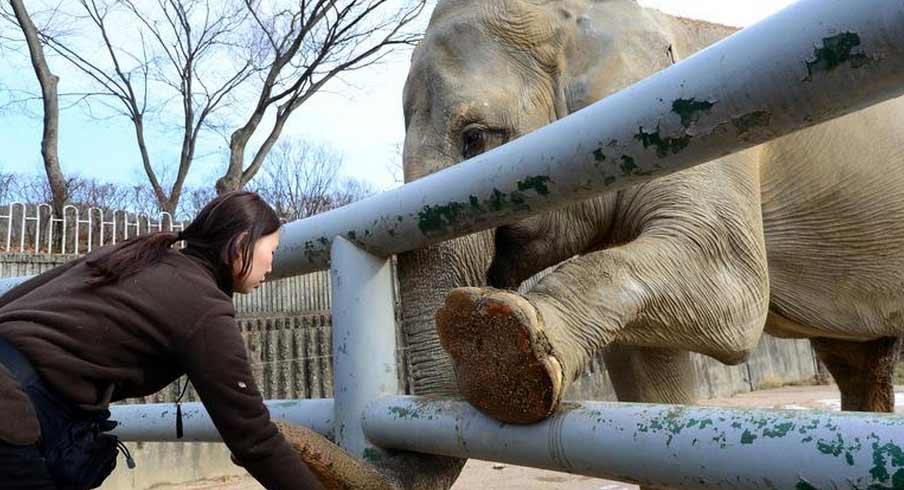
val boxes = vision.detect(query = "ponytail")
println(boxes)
[85,191,281,288]
[86,231,182,286]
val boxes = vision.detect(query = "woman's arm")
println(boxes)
[177,304,324,490]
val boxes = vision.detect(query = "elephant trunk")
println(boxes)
[360,230,494,489]
[398,230,495,396]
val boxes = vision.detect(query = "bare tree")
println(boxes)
[385,141,403,186]
[66,176,133,212]
[8,0,68,217]
[332,177,375,207]
[215,0,426,194]
[29,0,260,214]
[0,171,14,204]
[2,0,422,212]
[250,138,373,221]
[182,185,217,218]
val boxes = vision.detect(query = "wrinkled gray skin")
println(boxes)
[398,0,904,450]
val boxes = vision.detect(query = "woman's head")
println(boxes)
[88,191,282,292]
[180,191,282,293]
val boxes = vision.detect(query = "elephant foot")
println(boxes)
[436,287,564,424]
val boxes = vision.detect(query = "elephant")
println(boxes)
[398,0,904,441]
[286,1,903,488]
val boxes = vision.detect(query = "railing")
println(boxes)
[0,203,186,255]
[4,0,904,488]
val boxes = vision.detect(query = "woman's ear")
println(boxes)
[234,232,248,252]
[231,232,250,273]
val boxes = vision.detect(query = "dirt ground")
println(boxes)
[153,384,904,490]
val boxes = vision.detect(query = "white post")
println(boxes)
[330,236,400,463]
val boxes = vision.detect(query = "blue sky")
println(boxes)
[0,1,795,193]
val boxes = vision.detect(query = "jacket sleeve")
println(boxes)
[0,256,84,310]
[177,303,323,490]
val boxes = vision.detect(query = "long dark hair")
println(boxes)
[87,191,281,285]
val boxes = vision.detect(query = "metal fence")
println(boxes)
[0,202,186,255]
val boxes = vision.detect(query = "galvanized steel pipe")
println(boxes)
[0,275,30,296]
[364,396,904,490]
[330,237,401,461]
[271,0,904,278]
[109,398,335,442]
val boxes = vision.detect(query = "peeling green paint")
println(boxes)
[893,468,904,490]
[593,148,607,162]
[733,111,772,139]
[635,126,691,158]
[805,32,871,82]
[389,406,422,420]
[763,422,795,438]
[817,434,845,457]
[510,191,527,205]
[871,441,904,483]
[362,447,384,463]
[620,155,638,176]
[741,430,758,444]
[795,480,819,490]
[416,179,551,235]
[488,188,507,212]
[672,98,716,128]
[516,176,552,196]
[417,201,467,234]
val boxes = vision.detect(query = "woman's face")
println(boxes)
[233,230,280,294]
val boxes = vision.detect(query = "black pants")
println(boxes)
[0,442,56,490]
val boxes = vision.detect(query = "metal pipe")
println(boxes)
[364,396,904,490]
[330,236,400,462]
[0,275,30,297]
[109,398,335,442]
[271,0,904,278]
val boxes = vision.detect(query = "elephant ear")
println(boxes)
[482,0,575,119]
[660,14,739,62]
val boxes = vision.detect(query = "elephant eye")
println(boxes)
[461,127,487,160]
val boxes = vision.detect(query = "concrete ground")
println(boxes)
[154,384,904,490]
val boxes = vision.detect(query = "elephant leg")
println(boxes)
[436,237,766,424]
[810,337,900,412]
[603,344,697,490]
[436,159,769,424]
[604,345,698,490]
[603,345,698,405]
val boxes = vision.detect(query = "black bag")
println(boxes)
[0,337,133,490]
[41,409,122,490]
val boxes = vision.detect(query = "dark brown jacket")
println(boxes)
[0,247,318,489]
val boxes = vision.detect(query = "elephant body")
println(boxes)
[399,0,904,432]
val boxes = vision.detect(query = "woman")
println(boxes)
[0,192,324,489]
